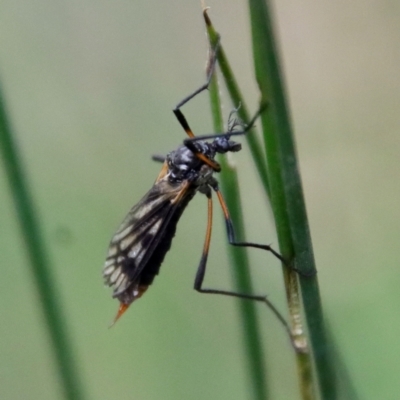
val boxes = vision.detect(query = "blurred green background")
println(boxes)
[1,1,400,399]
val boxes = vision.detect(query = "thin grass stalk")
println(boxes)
[207,47,269,400]
[247,0,336,398]
[204,7,313,398]
[204,11,270,199]
[0,84,87,400]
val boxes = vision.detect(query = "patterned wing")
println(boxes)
[103,176,192,304]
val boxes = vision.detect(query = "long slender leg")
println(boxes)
[213,186,287,263]
[173,37,220,138]
[193,190,292,337]
[213,186,315,279]
[184,102,268,148]
[171,39,222,171]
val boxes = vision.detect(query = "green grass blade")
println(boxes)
[247,0,336,398]
[0,84,87,400]
[204,11,270,199]
[207,44,269,400]
[204,8,313,397]
[204,8,315,397]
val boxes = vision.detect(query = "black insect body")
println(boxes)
[103,130,248,321]
[103,46,285,324]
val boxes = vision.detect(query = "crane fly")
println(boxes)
[103,42,287,326]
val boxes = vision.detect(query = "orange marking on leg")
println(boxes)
[215,190,230,220]
[184,128,195,138]
[202,196,213,255]
[195,153,221,171]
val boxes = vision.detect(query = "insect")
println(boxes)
[103,44,286,325]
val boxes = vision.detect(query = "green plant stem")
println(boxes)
[207,49,269,400]
[204,7,315,397]
[204,3,306,345]
[248,0,336,399]
[204,11,270,199]
[0,84,87,400]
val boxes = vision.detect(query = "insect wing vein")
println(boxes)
[103,178,192,296]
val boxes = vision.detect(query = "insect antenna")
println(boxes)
[151,154,166,163]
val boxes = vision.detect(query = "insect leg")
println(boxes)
[215,187,314,279]
[172,40,222,171]
[173,37,221,139]
[184,103,268,146]
[194,190,291,337]
[213,186,287,263]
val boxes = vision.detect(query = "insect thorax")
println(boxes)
[166,144,215,186]
[166,136,242,188]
